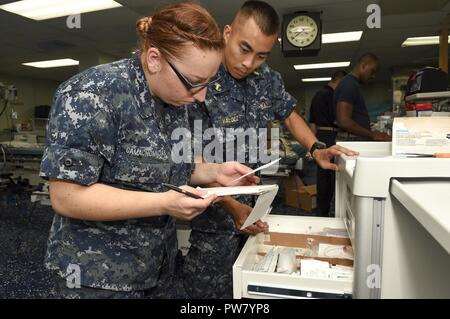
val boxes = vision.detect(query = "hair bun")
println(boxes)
[137,16,152,35]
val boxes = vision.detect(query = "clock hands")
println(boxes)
[291,25,315,40]
[291,26,304,34]
[291,26,314,33]
[293,31,304,39]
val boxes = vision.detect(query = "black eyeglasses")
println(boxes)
[166,60,221,92]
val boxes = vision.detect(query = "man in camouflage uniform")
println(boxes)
[183,65,294,299]
[181,0,357,299]
[40,52,195,298]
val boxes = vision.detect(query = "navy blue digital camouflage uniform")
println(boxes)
[181,64,296,298]
[40,53,194,298]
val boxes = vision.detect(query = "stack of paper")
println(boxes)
[392,117,450,157]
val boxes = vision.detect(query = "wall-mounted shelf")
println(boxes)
[405,91,450,102]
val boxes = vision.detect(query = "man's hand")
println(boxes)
[371,131,392,141]
[191,162,259,186]
[312,145,359,171]
[228,202,269,235]
[217,194,268,235]
[215,162,260,186]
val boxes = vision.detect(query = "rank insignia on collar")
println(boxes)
[259,102,271,110]
[214,82,221,92]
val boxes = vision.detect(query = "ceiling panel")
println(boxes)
[0,0,448,88]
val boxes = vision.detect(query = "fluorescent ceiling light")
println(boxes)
[302,77,332,82]
[23,58,79,68]
[294,61,350,70]
[322,31,363,44]
[0,0,122,21]
[402,36,450,47]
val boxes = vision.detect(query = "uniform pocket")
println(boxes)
[254,97,273,127]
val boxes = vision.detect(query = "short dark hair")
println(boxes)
[331,70,347,82]
[357,53,379,66]
[235,1,280,35]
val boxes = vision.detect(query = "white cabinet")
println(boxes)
[234,142,450,299]
[335,142,450,298]
[383,179,450,298]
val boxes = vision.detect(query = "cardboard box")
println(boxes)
[285,186,317,212]
[283,175,317,212]
[283,175,303,190]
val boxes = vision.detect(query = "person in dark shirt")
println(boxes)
[309,70,347,136]
[309,70,346,217]
[334,53,391,141]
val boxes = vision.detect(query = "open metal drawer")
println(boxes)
[233,215,353,299]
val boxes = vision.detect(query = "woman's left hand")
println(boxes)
[215,162,259,186]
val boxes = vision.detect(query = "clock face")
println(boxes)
[286,15,318,48]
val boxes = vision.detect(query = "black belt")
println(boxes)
[316,126,338,132]
[337,131,360,138]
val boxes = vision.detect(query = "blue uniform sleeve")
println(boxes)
[271,71,297,121]
[335,79,357,105]
[40,87,116,185]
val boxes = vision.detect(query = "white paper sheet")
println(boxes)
[227,158,281,185]
[197,184,279,230]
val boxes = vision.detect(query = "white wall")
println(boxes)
[0,73,60,131]
[0,53,117,133]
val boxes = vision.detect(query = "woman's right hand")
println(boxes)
[163,185,218,220]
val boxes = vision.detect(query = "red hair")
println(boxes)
[136,2,224,59]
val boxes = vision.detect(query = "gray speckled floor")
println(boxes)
[0,189,57,299]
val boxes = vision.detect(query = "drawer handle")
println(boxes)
[247,285,352,299]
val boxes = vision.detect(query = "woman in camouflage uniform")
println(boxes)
[40,2,257,299]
